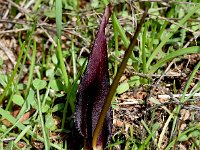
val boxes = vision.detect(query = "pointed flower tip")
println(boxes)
[104,4,113,23]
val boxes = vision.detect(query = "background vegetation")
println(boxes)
[0,0,199,149]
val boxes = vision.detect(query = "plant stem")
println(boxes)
[37,89,49,150]
[142,22,147,74]
[25,40,37,97]
[71,39,77,80]
[55,0,62,39]
[112,12,119,76]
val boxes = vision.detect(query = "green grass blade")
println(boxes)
[102,1,130,48]
[112,12,130,48]
[17,21,37,97]
[157,7,174,40]
[25,40,37,96]
[55,0,62,39]
[55,0,73,130]
[56,40,69,90]
[36,89,50,150]
[61,59,87,129]
[141,120,159,148]
[170,61,200,140]
[0,108,63,149]
[57,41,69,85]
[14,125,31,144]
[139,131,154,150]
[142,22,147,74]
[112,11,119,76]
[166,124,200,150]
[146,4,200,70]
[71,39,77,80]
[149,46,200,74]
[34,0,42,11]
[0,45,24,104]
[180,62,200,103]
[42,83,51,107]
[0,118,21,138]
[141,119,151,135]
[158,113,173,149]
[5,26,36,110]
[148,20,157,51]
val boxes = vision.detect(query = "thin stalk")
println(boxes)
[37,89,50,150]
[148,20,157,51]
[92,11,147,149]
[42,83,51,107]
[5,94,14,111]
[56,39,69,90]
[71,39,77,80]
[55,0,62,39]
[112,12,119,76]
[41,40,46,78]
[16,41,29,85]
[57,39,74,129]
[46,44,54,66]
[158,113,173,149]
[142,22,147,74]
[25,40,37,96]
[180,62,200,103]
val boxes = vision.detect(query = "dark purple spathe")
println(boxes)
[75,4,112,149]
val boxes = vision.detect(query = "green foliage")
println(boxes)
[0,0,200,149]
[116,82,129,94]
[12,95,24,106]
[33,79,47,90]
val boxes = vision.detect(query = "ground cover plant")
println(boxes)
[0,0,200,150]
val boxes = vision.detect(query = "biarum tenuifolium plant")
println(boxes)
[74,4,148,149]
[74,5,113,150]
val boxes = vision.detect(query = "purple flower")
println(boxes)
[75,5,112,149]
